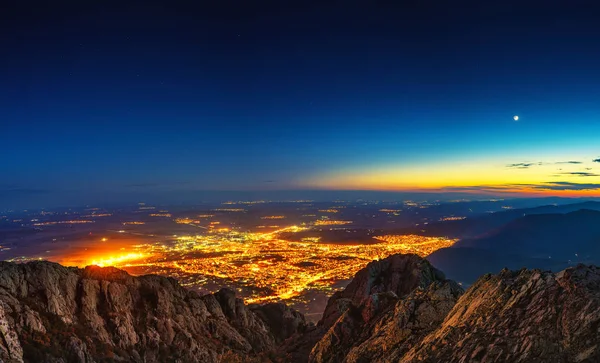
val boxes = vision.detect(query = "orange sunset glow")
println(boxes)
[304,155,600,197]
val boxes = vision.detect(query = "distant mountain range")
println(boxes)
[424,202,600,284]
[455,209,600,258]
[401,201,600,239]
[427,247,572,285]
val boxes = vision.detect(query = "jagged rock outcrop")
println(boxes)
[344,280,463,363]
[401,265,600,363]
[0,261,309,363]
[309,254,461,363]
[3,255,600,363]
[250,302,309,342]
[285,254,446,363]
[309,258,600,363]
[318,253,448,330]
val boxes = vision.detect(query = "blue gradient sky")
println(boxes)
[2,1,600,207]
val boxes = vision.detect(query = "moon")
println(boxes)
[513,115,519,121]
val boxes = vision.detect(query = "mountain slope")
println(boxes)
[0,261,308,363]
[309,254,459,363]
[402,265,600,362]
[455,209,600,259]
[396,201,600,239]
[308,255,600,363]
[425,209,600,284]
[427,247,571,285]
[277,254,451,363]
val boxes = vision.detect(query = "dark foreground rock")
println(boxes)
[2,255,600,363]
[0,261,309,363]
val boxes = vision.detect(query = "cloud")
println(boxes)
[442,181,600,193]
[559,172,600,177]
[531,182,600,191]
[555,161,582,164]
[594,158,600,163]
[506,163,538,169]
[442,185,513,191]
[507,161,583,169]
[441,185,520,192]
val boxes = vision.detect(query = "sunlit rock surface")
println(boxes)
[0,261,309,363]
[309,254,461,363]
[2,256,600,362]
[402,265,600,363]
[309,261,600,363]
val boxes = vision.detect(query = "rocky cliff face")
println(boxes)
[308,257,600,363]
[2,255,600,363]
[318,254,449,331]
[274,254,454,363]
[0,261,308,363]
[401,265,600,363]
[308,254,463,363]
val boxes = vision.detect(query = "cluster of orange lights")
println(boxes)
[175,218,198,224]
[90,253,151,267]
[80,225,456,305]
[33,220,94,226]
[439,216,467,221]
[314,220,352,226]
[261,215,286,220]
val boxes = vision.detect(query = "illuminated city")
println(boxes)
[1,201,464,315]
[83,228,454,305]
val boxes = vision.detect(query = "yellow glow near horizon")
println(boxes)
[304,157,600,196]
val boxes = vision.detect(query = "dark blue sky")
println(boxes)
[2,0,600,208]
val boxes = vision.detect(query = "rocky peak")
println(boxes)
[81,265,133,281]
[0,261,309,363]
[251,302,309,342]
[309,254,461,363]
[402,264,600,362]
[319,253,448,329]
[308,257,600,363]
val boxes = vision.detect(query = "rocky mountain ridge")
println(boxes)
[1,254,600,363]
[0,261,308,363]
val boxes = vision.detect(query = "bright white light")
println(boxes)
[513,115,519,121]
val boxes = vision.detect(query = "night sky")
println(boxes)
[2,1,600,208]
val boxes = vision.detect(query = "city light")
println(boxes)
[90,253,150,267]
[84,227,456,304]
